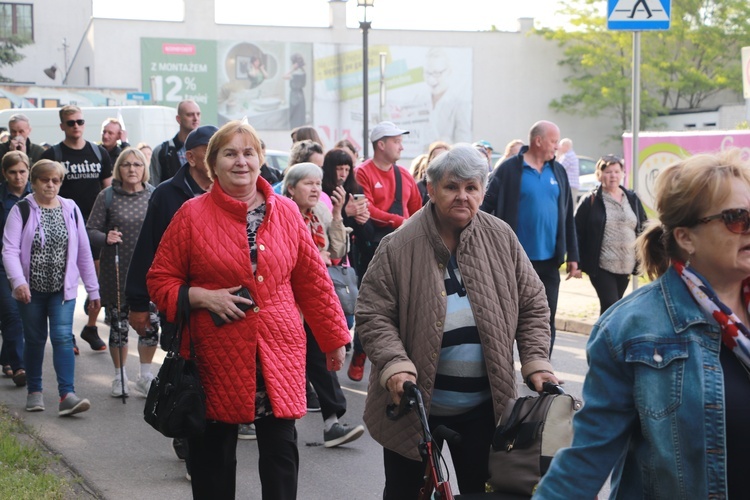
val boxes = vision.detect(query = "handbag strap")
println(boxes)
[166,285,196,359]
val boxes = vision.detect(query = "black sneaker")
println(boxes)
[307,388,321,413]
[324,423,365,448]
[172,438,188,461]
[80,326,106,351]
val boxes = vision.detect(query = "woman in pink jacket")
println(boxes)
[2,159,100,417]
[147,121,350,500]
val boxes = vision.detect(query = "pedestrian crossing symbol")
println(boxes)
[608,0,671,31]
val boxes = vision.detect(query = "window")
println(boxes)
[0,3,33,40]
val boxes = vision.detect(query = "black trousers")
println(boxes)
[590,270,630,315]
[305,323,347,420]
[531,258,561,354]
[188,417,298,500]
[382,401,495,499]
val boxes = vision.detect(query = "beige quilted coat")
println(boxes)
[357,202,554,460]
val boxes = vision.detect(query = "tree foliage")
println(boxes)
[0,36,30,82]
[538,0,750,135]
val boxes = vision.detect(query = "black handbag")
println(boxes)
[144,286,206,439]
[328,254,359,315]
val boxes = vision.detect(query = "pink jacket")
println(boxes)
[2,194,99,301]
[147,177,350,423]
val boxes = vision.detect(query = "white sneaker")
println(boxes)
[111,377,129,397]
[135,373,155,397]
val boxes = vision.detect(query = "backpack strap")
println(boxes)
[86,141,103,162]
[52,144,63,162]
[17,199,30,228]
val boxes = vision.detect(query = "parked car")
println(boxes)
[577,155,598,201]
[265,149,290,175]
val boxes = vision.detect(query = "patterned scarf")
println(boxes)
[675,261,750,368]
[302,209,326,250]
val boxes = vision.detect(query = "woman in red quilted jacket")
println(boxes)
[147,121,351,500]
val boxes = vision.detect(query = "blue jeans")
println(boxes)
[18,290,76,397]
[0,267,24,371]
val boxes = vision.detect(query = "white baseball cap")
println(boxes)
[369,121,410,143]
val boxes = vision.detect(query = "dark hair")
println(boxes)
[290,126,322,148]
[322,148,359,197]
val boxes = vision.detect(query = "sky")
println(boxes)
[92,0,567,32]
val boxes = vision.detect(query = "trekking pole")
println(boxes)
[113,226,127,404]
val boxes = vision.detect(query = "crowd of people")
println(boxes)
[1,102,748,499]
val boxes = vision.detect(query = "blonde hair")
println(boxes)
[30,159,67,184]
[636,148,750,279]
[113,147,150,184]
[2,150,29,172]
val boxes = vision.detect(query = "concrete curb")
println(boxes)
[556,316,594,336]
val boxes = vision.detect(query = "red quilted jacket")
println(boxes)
[147,177,350,423]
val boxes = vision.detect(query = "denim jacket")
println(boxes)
[534,266,727,499]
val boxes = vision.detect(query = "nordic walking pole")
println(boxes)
[113,226,126,404]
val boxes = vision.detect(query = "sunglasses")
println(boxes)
[696,208,750,234]
[65,119,85,127]
[599,154,624,167]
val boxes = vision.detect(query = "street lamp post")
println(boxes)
[358,0,374,158]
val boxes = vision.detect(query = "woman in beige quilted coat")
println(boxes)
[356,145,560,498]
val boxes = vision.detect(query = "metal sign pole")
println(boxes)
[631,31,641,291]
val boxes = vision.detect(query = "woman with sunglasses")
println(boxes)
[2,159,99,416]
[86,148,156,398]
[534,149,750,499]
[574,154,647,314]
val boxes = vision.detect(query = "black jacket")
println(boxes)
[0,138,46,164]
[480,146,579,266]
[149,134,184,186]
[574,185,647,277]
[125,164,202,311]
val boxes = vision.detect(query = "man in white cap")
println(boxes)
[348,121,422,381]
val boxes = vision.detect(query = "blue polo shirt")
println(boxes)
[516,162,559,261]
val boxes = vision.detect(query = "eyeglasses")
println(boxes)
[695,208,750,234]
[120,162,144,169]
[65,119,85,127]
[38,177,62,185]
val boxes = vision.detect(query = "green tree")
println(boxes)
[539,0,750,135]
[0,35,30,82]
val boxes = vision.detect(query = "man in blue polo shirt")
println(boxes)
[480,120,579,353]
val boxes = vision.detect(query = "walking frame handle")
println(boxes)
[386,380,419,420]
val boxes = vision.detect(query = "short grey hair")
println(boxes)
[282,162,323,197]
[8,113,30,126]
[425,144,488,187]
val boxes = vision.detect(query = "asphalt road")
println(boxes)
[0,285,599,499]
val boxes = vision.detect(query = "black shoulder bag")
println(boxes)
[144,286,206,438]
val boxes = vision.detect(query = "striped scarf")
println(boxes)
[675,261,750,368]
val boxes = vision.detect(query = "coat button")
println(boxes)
[259,244,265,251]
[431,352,437,360]
[441,291,446,297]
[253,306,260,313]
[653,352,663,363]
[436,321,443,328]
[438,263,444,269]
[257,275,264,283]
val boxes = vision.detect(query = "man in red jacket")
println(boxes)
[349,122,422,381]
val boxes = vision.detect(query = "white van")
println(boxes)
[0,105,178,149]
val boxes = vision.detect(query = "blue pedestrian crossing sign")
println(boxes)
[608,0,671,31]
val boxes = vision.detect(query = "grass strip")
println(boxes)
[0,403,71,498]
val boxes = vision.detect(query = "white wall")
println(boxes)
[4,0,621,155]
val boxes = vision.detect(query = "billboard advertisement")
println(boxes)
[623,130,750,212]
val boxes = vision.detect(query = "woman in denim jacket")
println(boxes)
[535,149,750,499]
